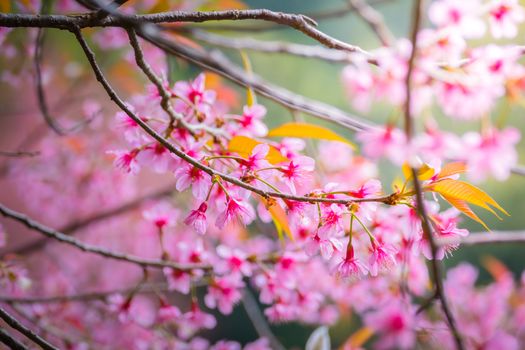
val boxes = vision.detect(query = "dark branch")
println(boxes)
[0,203,209,271]
[0,307,59,350]
[0,327,28,350]
[0,10,374,58]
[184,29,355,62]
[5,184,175,256]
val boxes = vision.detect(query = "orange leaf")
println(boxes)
[227,136,287,165]
[402,163,434,181]
[437,162,467,179]
[482,256,511,282]
[441,194,490,231]
[267,122,355,148]
[430,179,508,218]
[264,199,293,240]
[347,327,374,348]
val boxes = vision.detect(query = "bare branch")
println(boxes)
[0,283,169,304]
[0,203,209,271]
[403,0,464,348]
[0,150,40,158]
[347,0,395,46]
[0,10,374,58]
[5,184,175,256]
[438,231,525,246]
[0,327,28,350]
[185,29,354,63]
[242,289,285,350]
[0,307,59,350]
[72,26,392,207]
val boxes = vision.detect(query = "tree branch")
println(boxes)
[0,203,209,271]
[0,283,169,304]
[184,29,355,63]
[0,307,59,350]
[403,0,464,349]
[347,0,394,46]
[0,327,28,350]
[0,10,374,58]
[4,184,175,256]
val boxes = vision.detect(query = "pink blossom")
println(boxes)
[108,150,140,174]
[241,143,270,170]
[172,73,216,119]
[184,202,208,235]
[179,302,217,339]
[157,303,181,323]
[462,127,520,182]
[136,143,174,173]
[428,0,486,38]
[332,246,368,278]
[174,164,212,200]
[215,197,255,229]
[235,104,268,137]
[368,241,397,276]
[342,58,374,112]
[488,0,525,38]
[244,338,271,350]
[163,267,191,294]
[364,300,416,350]
[216,245,253,276]
[204,275,244,314]
[357,126,407,165]
[210,340,241,350]
[317,204,346,239]
[280,156,315,193]
[142,202,177,229]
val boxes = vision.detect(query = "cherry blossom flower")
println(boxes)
[234,104,268,137]
[462,127,520,182]
[174,164,212,200]
[332,245,368,278]
[488,0,525,38]
[364,300,417,350]
[216,197,255,229]
[428,0,486,38]
[279,156,315,193]
[368,240,397,276]
[184,202,208,235]
[357,126,408,165]
[204,275,244,314]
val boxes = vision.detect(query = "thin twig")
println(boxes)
[5,184,175,256]
[438,231,525,246]
[185,29,354,63]
[0,10,374,58]
[0,307,59,350]
[0,328,28,350]
[0,283,169,304]
[0,150,40,158]
[73,27,390,206]
[403,0,464,349]
[242,289,285,350]
[0,203,209,271]
[347,0,394,46]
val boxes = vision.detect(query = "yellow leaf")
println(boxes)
[430,179,508,218]
[437,162,467,179]
[227,136,287,164]
[402,163,435,181]
[0,0,11,13]
[441,194,490,231]
[240,51,257,107]
[267,122,355,148]
[481,256,510,281]
[340,327,374,349]
[147,0,170,13]
[265,199,293,241]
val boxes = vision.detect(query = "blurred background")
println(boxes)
[1,0,525,348]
